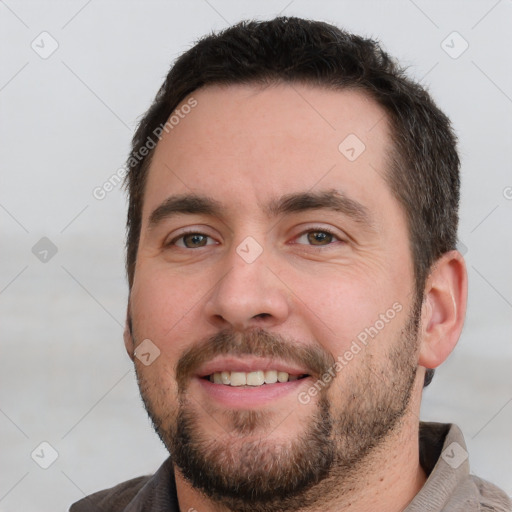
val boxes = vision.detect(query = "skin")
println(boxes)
[124,83,468,512]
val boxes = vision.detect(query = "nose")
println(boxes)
[204,243,290,331]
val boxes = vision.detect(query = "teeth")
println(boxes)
[264,370,277,384]
[246,371,265,386]
[230,372,246,387]
[277,371,289,383]
[209,370,302,386]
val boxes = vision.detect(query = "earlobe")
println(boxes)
[418,250,468,370]
[124,306,136,361]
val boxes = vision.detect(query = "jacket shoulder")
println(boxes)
[69,475,152,512]
[471,475,512,512]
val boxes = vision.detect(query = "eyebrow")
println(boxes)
[265,189,374,228]
[147,189,373,230]
[148,194,223,229]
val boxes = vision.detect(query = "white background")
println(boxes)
[1,1,511,510]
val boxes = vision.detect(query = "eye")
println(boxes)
[171,232,216,248]
[295,229,341,246]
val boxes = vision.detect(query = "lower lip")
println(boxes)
[196,377,311,408]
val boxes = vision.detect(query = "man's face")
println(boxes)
[128,83,422,509]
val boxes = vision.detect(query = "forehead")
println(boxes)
[144,82,395,221]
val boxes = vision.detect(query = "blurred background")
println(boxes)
[1,1,511,510]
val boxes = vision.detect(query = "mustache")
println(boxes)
[175,328,335,392]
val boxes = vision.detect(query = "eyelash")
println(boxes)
[167,227,343,248]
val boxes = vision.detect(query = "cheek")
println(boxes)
[284,264,407,359]
[130,265,204,359]
[289,266,390,328]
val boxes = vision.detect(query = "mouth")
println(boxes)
[193,356,314,408]
[203,370,310,387]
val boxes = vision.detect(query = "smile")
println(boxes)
[206,370,309,386]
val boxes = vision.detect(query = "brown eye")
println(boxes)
[179,233,210,248]
[306,231,334,245]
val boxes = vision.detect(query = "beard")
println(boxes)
[133,300,422,512]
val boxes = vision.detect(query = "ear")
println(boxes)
[418,250,468,369]
[124,302,136,361]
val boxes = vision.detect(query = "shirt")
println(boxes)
[69,422,511,511]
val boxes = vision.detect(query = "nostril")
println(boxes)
[253,313,271,320]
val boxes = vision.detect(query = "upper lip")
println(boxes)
[196,356,311,378]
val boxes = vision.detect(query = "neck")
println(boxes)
[174,408,426,512]
[318,411,427,512]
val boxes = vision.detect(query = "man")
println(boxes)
[71,16,510,512]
